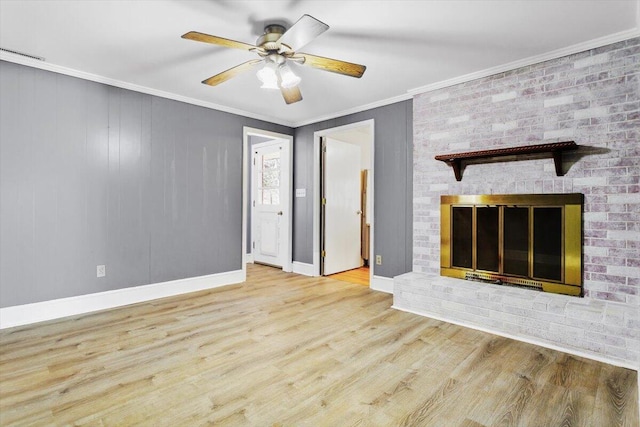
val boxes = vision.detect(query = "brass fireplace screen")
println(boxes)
[440,194,583,296]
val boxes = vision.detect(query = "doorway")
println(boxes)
[242,127,293,276]
[313,120,374,286]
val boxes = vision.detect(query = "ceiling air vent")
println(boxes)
[0,47,45,61]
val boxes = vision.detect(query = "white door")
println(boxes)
[322,138,362,275]
[252,140,289,267]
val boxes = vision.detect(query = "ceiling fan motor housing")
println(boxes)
[257,24,289,51]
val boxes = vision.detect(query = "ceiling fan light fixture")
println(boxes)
[279,63,301,89]
[256,63,279,89]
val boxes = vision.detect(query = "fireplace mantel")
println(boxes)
[434,141,578,181]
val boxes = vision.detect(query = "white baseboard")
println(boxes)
[392,304,639,371]
[292,261,315,276]
[0,269,245,329]
[371,275,394,294]
[245,253,254,263]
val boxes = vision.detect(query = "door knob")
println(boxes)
[357,210,362,215]
[277,211,283,216]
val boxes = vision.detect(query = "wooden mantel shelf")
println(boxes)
[434,141,579,181]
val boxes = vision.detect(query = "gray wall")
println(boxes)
[0,60,291,307]
[293,100,413,278]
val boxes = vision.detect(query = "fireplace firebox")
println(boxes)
[440,194,583,296]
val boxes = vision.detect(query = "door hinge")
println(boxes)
[322,198,326,205]
[252,200,255,207]
[321,250,326,257]
[252,242,255,249]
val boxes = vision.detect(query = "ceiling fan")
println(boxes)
[182,14,366,104]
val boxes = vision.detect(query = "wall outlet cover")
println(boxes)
[97,265,106,278]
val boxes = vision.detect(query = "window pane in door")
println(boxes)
[262,189,280,205]
[259,151,280,205]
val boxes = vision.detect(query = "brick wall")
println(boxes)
[396,37,639,367]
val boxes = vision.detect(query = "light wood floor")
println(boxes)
[328,266,370,286]
[1,264,638,426]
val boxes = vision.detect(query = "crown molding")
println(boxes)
[291,92,413,127]
[0,52,296,128]
[408,28,640,96]
[2,26,638,129]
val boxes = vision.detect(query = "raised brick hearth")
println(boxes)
[395,37,639,367]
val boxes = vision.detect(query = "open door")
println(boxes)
[321,137,362,275]
[252,140,290,267]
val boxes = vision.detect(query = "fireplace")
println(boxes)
[440,194,583,296]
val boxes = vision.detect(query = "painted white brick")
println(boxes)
[574,52,610,68]
[449,141,471,151]
[492,91,517,103]
[430,92,450,102]
[429,183,450,191]
[574,106,609,119]
[607,230,640,241]
[585,331,626,347]
[606,265,638,278]
[622,306,639,321]
[431,131,451,140]
[607,194,635,205]
[573,177,608,186]
[583,212,607,222]
[544,95,574,108]
[447,115,470,124]
[565,301,605,322]
[584,246,609,256]
[491,121,518,132]
[543,128,575,139]
[406,40,638,367]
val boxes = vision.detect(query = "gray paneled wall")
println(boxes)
[293,100,413,278]
[0,60,291,307]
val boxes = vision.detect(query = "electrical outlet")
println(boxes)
[375,255,382,265]
[97,265,106,278]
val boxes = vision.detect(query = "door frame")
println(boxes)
[242,127,293,276]
[312,119,375,282]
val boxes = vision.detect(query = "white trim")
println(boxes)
[370,275,394,294]
[243,127,294,274]
[0,52,295,128]
[313,120,375,278]
[246,253,254,264]
[292,261,316,276]
[295,93,412,127]
[0,270,244,329]
[408,29,640,96]
[392,305,639,371]
[3,30,637,128]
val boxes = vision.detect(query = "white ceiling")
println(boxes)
[1,1,638,127]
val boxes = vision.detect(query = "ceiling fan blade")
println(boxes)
[202,59,263,86]
[277,15,329,51]
[281,85,303,104]
[182,31,257,51]
[296,53,366,78]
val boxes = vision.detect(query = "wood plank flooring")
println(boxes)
[328,266,370,286]
[1,264,638,426]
